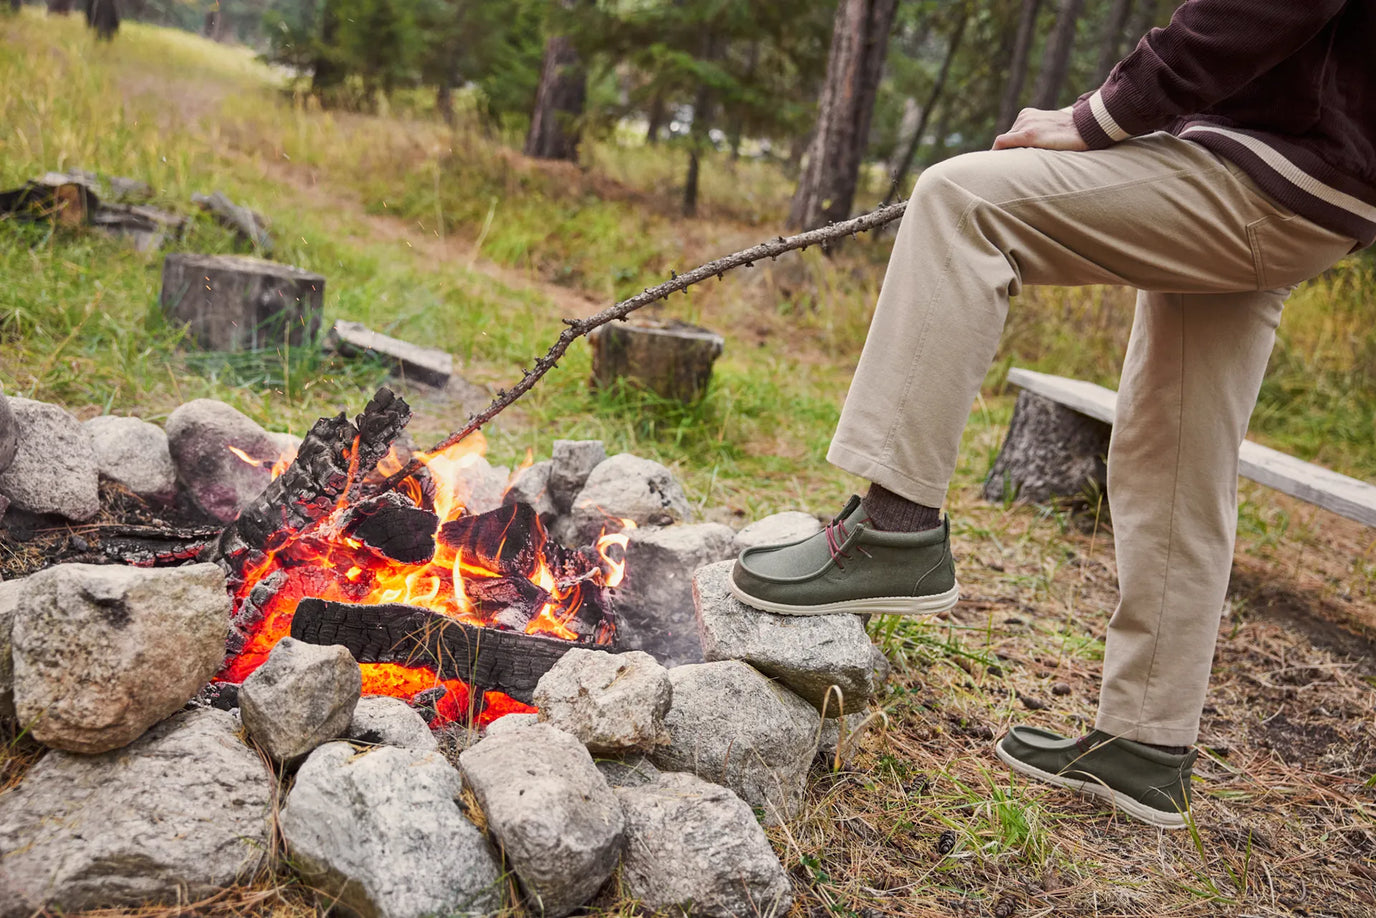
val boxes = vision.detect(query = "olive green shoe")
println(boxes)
[995,726,1196,829]
[728,495,959,616]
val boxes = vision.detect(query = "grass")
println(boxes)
[1,10,1373,918]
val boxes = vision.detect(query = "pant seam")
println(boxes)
[989,165,1230,212]
[1134,293,1187,727]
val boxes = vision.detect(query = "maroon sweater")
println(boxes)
[1071,0,1376,248]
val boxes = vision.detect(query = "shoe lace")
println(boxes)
[824,516,854,570]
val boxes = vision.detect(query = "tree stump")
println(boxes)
[588,317,724,403]
[982,389,1111,504]
[160,254,324,352]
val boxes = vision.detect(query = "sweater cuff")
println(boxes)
[1073,89,1133,149]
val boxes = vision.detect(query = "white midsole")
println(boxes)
[994,739,1188,829]
[727,577,960,617]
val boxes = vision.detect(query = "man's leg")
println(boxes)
[1096,289,1282,746]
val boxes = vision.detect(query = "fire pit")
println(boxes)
[208,388,629,727]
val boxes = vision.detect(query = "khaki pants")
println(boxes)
[830,133,1356,745]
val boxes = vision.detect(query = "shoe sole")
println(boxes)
[727,574,960,617]
[994,738,1188,829]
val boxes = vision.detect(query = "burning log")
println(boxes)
[207,387,412,593]
[290,598,595,704]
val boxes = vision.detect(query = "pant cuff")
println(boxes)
[826,443,950,509]
[1094,710,1200,747]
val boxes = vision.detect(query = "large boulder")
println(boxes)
[0,708,273,918]
[280,742,504,918]
[0,385,16,475]
[165,398,280,522]
[568,453,692,543]
[83,415,178,502]
[460,722,624,917]
[694,560,886,714]
[616,772,793,918]
[239,637,361,765]
[650,660,819,824]
[12,563,229,753]
[344,695,439,752]
[533,648,671,754]
[614,522,736,667]
[0,397,100,521]
[547,439,606,513]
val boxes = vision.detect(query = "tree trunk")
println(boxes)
[787,0,899,232]
[997,0,1041,132]
[436,82,456,128]
[1095,0,1134,83]
[682,70,715,217]
[524,32,586,161]
[8,0,21,13]
[312,0,344,95]
[645,93,666,146]
[883,8,968,205]
[1030,0,1086,110]
[1125,0,1163,49]
[47,0,74,13]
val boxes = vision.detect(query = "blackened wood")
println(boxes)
[160,253,323,352]
[290,598,596,703]
[339,492,438,564]
[207,388,412,593]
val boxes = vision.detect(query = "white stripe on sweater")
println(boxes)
[1090,90,1131,142]
[1183,125,1376,224]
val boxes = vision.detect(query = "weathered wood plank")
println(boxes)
[1005,367,1376,527]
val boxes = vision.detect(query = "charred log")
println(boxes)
[338,491,437,564]
[290,598,609,704]
[207,388,412,592]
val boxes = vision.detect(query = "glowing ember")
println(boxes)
[217,433,628,728]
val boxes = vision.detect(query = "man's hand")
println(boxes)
[992,107,1089,151]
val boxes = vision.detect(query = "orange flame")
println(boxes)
[227,443,298,481]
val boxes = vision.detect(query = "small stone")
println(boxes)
[694,561,882,714]
[568,453,692,543]
[344,695,438,752]
[533,648,672,754]
[616,772,792,918]
[0,397,100,521]
[0,708,272,918]
[239,637,361,765]
[548,439,606,512]
[650,660,820,824]
[1051,682,1072,696]
[503,459,558,523]
[165,399,280,522]
[83,415,178,501]
[12,563,229,753]
[615,523,736,667]
[732,510,822,553]
[281,742,503,918]
[483,711,541,738]
[460,722,624,917]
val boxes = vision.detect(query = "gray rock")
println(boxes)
[281,742,503,918]
[345,695,438,752]
[568,453,691,543]
[616,772,792,918]
[460,722,624,917]
[12,563,229,753]
[451,454,509,516]
[83,415,177,501]
[694,560,881,714]
[548,439,606,512]
[818,712,876,770]
[650,660,819,824]
[503,459,558,523]
[595,754,661,788]
[268,430,301,460]
[0,708,272,918]
[0,387,16,475]
[0,397,99,521]
[732,510,822,553]
[239,637,361,765]
[533,648,671,754]
[165,398,279,522]
[482,711,541,738]
[0,579,19,725]
[615,523,735,667]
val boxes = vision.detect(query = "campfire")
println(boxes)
[210,388,630,728]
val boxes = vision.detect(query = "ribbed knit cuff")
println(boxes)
[1073,88,1134,149]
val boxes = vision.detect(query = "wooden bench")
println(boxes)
[986,367,1376,528]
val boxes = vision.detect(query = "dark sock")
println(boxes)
[861,483,942,532]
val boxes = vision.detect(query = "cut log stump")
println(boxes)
[588,317,724,403]
[160,253,324,352]
[982,389,1111,504]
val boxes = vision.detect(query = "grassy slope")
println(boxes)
[1,13,1373,918]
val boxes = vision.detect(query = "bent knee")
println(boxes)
[910,150,1009,203]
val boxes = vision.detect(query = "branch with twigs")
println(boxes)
[379,199,911,492]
